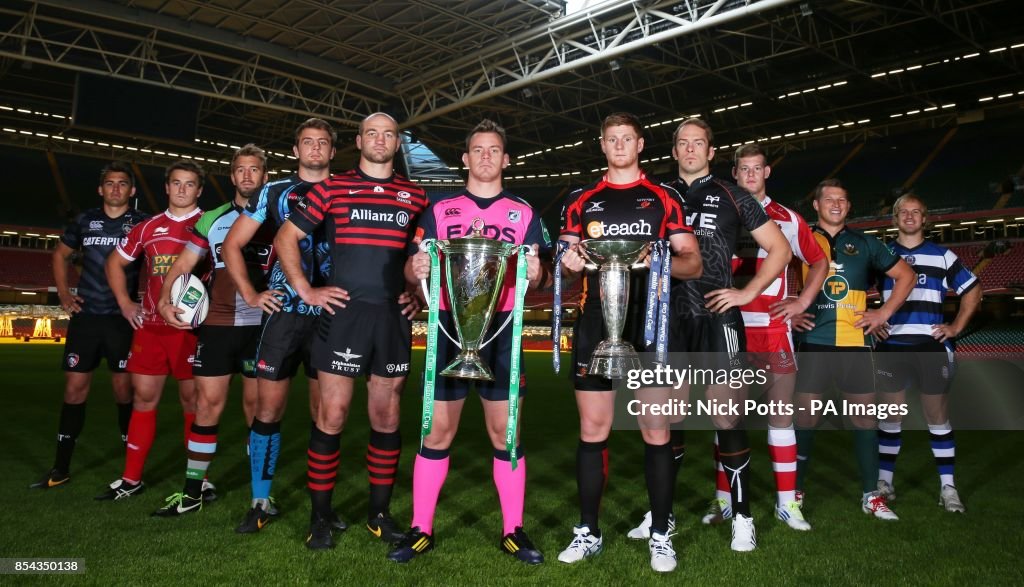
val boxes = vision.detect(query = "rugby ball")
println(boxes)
[170,274,210,328]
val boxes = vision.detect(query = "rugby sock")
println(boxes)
[644,441,674,535]
[184,423,217,499]
[122,409,157,483]
[53,401,86,474]
[877,420,902,486]
[116,401,132,444]
[183,411,196,449]
[670,429,686,476]
[712,433,731,506]
[577,439,607,534]
[493,448,526,535]
[411,447,450,535]
[367,429,402,519]
[928,422,956,488]
[249,418,280,501]
[853,429,879,494]
[768,425,798,507]
[796,429,815,491]
[307,426,340,519]
[718,429,751,517]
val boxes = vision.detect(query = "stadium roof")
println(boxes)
[1,0,1023,184]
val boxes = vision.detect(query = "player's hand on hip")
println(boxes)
[411,251,431,280]
[397,290,422,319]
[790,312,815,332]
[304,286,349,314]
[854,309,889,335]
[250,289,285,314]
[120,302,146,330]
[769,296,807,322]
[932,323,959,343]
[560,244,586,273]
[59,291,84,315]
[704,287,753,313]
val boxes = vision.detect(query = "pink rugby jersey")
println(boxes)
[409,189,551,312]
[733,196,825,332]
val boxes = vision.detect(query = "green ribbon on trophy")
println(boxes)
[418,220,532,469]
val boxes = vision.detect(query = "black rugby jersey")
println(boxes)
[60,207,148,315]
[289,168,427,304]
[666,174,770,317]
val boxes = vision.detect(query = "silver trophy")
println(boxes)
[424,221,521,381]
[578,239,651,379]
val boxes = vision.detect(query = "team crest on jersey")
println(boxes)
[66,353,80,368]
[905,255,916,265]
[122,222,134,234]
[843,243,859,256]
[508,209,521,223]
[396,191,412,204]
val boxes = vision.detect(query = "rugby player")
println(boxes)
[96,161,205,500]
[221,119,336,532]
[791,179,915,521]
[628,121,791,553]
[556,113,702,573]
[874,194,980,513]
[31,162,148,489]
[389,119,551,564]
[681,143,827,531]
[152,144,272,516]
[275,112,428,550]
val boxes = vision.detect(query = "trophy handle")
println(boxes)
[477,244,534,349]
[418,241,463,349]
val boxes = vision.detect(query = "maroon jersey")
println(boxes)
[289,168,427,303]
[116,208,203,327]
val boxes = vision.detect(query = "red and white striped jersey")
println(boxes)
[733,196,825,332]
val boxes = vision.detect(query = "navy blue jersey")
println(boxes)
[60,207,148,315]
[243,175,330,315]
[883,239,978,345]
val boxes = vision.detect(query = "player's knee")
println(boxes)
[579,416,612,442]
[367,406,399,433]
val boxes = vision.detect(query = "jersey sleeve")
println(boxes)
[408,204,439,255]
[524,212,552,253]
[943,249,978,295]
[660,184,693,237]
[288,181,329,234]
[868,234,900,272]
[116,220,145,262]
[792,212,825,265]
[185,210,214,257]
[734,190,770,232]
[60,213,84,249]
[243,184,270,224]
[560,189,584,239]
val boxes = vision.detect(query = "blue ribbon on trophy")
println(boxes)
[551,239,570,374]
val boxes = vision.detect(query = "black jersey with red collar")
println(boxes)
[561,172,691,304]
[289,167,427,304]
[666,174,769,317]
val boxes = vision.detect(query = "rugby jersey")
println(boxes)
[60,207,148,315]
[187,202,274,326]
[881,239,978,345]
[733,196,825,332]
[410,189,551,312]
[802,225,900,347]
[116,208,203,327]
[290,168,427,303]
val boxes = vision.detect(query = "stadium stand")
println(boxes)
[0,248,64,290]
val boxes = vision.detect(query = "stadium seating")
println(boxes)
[0,248,63,290]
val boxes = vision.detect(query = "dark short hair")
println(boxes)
[814,178,847,200]
[733,143,767,166]
[294,117,337,147]
[231,143,267,171]
[672,117,714,146]
[465,118,507,152]
[99,161,135,187]
[164,160,205,187]
[602,112,644,139]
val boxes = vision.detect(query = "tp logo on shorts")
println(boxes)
[823,275,850,301]
[66,353,80,368]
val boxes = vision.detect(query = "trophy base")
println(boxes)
[441,352,496,381]
[589,341,642,379]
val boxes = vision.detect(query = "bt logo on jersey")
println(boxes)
[586,219,652,238]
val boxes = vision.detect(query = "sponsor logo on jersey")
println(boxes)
[351,208,408,226]
[154,226,170,235]
[373,185,385,193]
[66,353,80,368]
[396,210,410,227]
[508,209,522,223]
[444,207,461,217]
[89,220,104,231]
[152,255,179,275]
[843,243,859,256]
[823,274,850,301]
[446,223,516,242]
[585,219,652,238]
[685,212,718,236]
[82,236,121,246]
[585,200,606,213]
[385,362,410,374]
[397,191,412,204]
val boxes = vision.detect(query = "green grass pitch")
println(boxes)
[1,344,1022,584]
